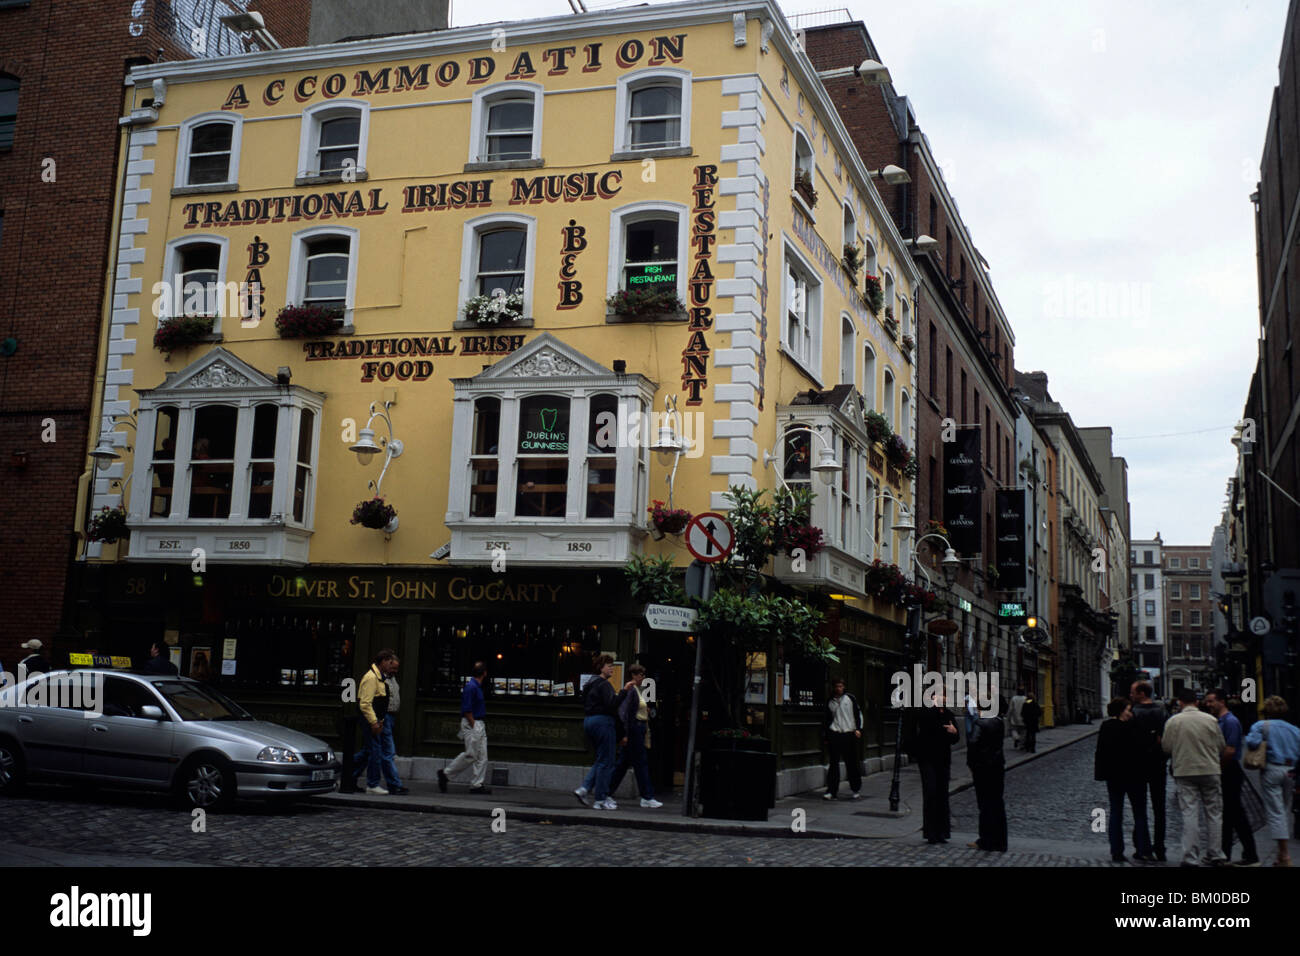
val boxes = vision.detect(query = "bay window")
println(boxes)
[129,349,324,565]
[446,335,655,565]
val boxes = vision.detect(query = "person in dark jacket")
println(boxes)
[1021,690,1041,753]
[142,641,179,675]
[1095,697,1154,863]
[912,692,960,844]
[823,677,864,800]
[17,640,49,677]
[574,654,632,810]
[1130,680,1170,861]
[966,714,1007,851]
[608,664,662,808]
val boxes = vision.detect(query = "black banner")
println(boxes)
[996,488,1027,591]
[943,428,982,557]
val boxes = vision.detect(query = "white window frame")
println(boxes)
[286,225,360,329]
[1190,610,1201,626]
[899,390,911,448]
[781,241,822,381]
[1190,583,1201,599]
[159,235,231,332]
[1171,610,1182,625]
[1171,583,1181,599]
[792,126,815,218]
[842,201,857,253]
[613,68,692,154]
[458,212,538,320]
[468,82,544,165]
[1169,557,1181,568]
[862,343,877,411]
[174,111,242,189]
[607,201,689,306]
[1190,557,1200,568]
[297,99,370,181]
[882,368,895,429]
[863,237,878,278]
[884,270,896,319]
[127,351,324,565]
[839,314,856,387]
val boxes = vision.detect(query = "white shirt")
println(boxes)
[829,694,857,733]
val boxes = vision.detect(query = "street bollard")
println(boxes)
[339,714,359,792]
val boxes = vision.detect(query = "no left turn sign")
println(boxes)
[685,512,734,563]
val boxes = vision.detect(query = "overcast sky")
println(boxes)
[454,0,1288,547]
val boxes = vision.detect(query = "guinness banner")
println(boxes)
[943,428,982,556]
[995,488,1027,591]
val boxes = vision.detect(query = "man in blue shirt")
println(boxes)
[439,661,491,794]
[1205,689,1259,866]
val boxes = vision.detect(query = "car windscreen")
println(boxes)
[152,681,254,721]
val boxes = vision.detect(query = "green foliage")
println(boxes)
[623,554,687,606]
[697,590,824,656]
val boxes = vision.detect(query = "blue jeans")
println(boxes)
[354,713,402,789]
[609,722,654,799]
[582,715,617,800]
[1107,778,1152,858]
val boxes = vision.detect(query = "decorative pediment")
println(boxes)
[473,333,612,381]
[139,347,278,395]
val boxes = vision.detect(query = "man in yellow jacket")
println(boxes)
[355,649,407,795]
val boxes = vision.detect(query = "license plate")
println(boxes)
[311,769,335,781]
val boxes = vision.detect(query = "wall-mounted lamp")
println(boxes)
[649,394,691,509]
[908,234,940,253]
[762,423,842,486]
[853,58,891,86]
[350,400,404,531]
[869,164,911,186]
[218,10,282,49]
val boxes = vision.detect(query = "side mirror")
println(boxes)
[140,705,165,720]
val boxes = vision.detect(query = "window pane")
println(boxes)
[293,465,309,523]
[297,409,315,465]
[470,463,498,518]
[630,117,679,148]
[188,153,231,185]
[192,405,237,460]
[319,115,360,147]
[190,406,236,519]
[631,85,680,118]
[486,134,533,160]
[473,398,500,455]
[248,462,274,518]
[477,229,526,297]
[0,75,17,150]
[586,458,616,518]
[585,395,618,519]
[518,396,570,454]
[150,464,175,518]
[784,428,810,482]
[181,244,221,272]
[488,100,533,131]
[251,404,277,459]
[305,253,348,306]
[154,406,178,460]
[190,463,233,519]
[516,458,568,518]
[191,122,233,154]
[626,220,677,263]
[587,395,617,453]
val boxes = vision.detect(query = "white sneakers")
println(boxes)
[579,791,661,809]
[593,797,617,810]
[574,787,590,806]
[365,786,390,795]
[640,798,664,808]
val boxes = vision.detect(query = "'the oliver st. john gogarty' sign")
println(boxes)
[682,164,718,406]
[218,34,688,111]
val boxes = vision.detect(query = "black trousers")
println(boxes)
[826,732,862,795]
[1023,723,1037,753]
[1139,761,1168,855]
[919,760,951,841]
[971,766,1007,851]
[1221,760,1259,862]
[1106,778,1152,858]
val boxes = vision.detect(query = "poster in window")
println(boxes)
[517,397,569,454]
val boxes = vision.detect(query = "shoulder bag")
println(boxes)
[1243,720,1268,770]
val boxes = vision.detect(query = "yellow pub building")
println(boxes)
[79,0,921,793]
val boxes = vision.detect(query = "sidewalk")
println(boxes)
[317,722,1099,839]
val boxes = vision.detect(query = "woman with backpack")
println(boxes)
[574,654,633,810]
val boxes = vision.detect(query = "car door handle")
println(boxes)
[17,716,32,724]
[90,725,109,733]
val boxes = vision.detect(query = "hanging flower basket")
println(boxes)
[924,519,949,539]
[153,315,214,354]
[275,304,343,338]
[463,290,525,325]
[885,433,910,467]
[863,274,884,315]
[648,499,691,535]
[351,497,397,530]
[780,523,825,558]
[842,243,862,280]
[864,409,892,446]
[86,506,129,543]
[607,288,685,317]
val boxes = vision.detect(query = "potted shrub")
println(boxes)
[901,333,915,354]
[153,315,214,355]
[463,290,525,325]
[863,274,884,315]
[275,304,343,338]
[864,409,892,447]
[793,167,818,207]
[351,497,397,531]
[647,499,692,537]
[842,243,862,280]
[606,287,685,317]
[86,506,128,543]
[623,554,688,606]
[883,307,898,338]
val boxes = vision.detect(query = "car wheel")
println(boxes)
[178,755,234,811]
[0,737,26,795]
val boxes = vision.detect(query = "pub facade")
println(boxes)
[77,0,921,794]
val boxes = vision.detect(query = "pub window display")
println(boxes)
[417,619,602,698]
[218,615,354,690]
[516,394,571,518]
[622,217,678,294]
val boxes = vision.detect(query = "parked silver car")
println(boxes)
[0,670,339,809]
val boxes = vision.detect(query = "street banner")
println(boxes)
[943,427,982,556]
[995,488,1027,591]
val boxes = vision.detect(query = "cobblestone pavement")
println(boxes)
[951,733,1185,853]
[0,773,1113,867]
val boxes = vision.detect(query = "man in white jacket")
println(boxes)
[1162,688,1227,867]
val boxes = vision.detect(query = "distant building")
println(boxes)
[1131,534,1165,697]
[1162,545,1214,694]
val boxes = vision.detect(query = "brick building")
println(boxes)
[803,18,1027,702]
[1162,545,1214,695]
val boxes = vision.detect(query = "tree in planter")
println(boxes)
[623,553,688,606]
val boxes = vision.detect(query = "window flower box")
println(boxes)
[463,290,526,326]
[607,288,686,318]
[86,506,129,543]
[351,497,397,531]
[901,333,915,353]
[154,315,214,355]
[779,522,825,559]
[794,168,818,207]
[864,409,892,447]
[883,307,898,339]
[842,243,862,281]
[275,305,343,339]
[863,274,884,316]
